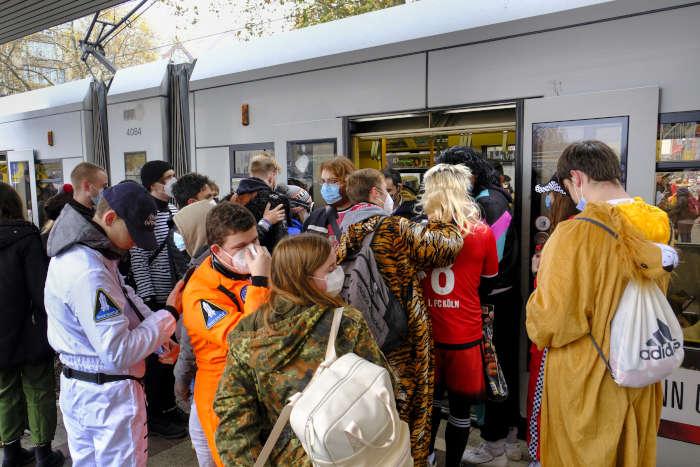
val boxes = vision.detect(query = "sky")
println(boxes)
[118,0,295,58]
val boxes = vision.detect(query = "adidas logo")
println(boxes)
[639,319,681,361]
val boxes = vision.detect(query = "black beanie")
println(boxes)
[140,160,172,190]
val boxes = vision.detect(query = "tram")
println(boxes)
[0,0,698,462]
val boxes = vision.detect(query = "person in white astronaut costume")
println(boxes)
[44,181,181,467]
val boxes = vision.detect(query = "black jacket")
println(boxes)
[303,205,342,241]
[474,186,518,292]
[0,220,53,368]
[237,177,291,252]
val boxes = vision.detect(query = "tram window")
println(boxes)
[35,159,63,227]
[0,153,8,184]
[532,117,629,190]
[229,143,275,190]
[656,112,700,354]
[656,170,700,348]
[124,152,147,182]
[286,139,336,205]
[658,121,700,161]
[529,117,629,284]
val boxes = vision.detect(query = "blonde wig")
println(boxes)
[421,163,482,234]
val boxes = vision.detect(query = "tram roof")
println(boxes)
[0,78,93,124]
[108,59,170,104]
[0,1,129,45]
[189,0,688,91]
[189,0,610,91]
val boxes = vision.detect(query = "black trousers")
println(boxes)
[480,288,521,441]
[145,302,177,419]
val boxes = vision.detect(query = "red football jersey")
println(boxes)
[423,222,499,344]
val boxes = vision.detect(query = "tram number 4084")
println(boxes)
[126,127,142,136]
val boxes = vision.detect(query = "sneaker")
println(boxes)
[148,418,188,439]
[505,442,522,461]
[427,452,437,467]
[461,441,504,464]
[164,406,189,426]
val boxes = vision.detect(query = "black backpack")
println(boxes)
[339,218,408,353]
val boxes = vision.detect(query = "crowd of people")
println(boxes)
[0,140,678,467]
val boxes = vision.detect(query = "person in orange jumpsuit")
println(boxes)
[183,202,271,466]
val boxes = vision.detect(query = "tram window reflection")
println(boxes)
[656,169,700,349]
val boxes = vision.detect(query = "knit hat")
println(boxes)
[276,184,313,212]
[140,160,173,190]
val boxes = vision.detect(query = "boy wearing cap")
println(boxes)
[44,181,179,467]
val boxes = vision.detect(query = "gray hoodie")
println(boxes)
[47,203,124,259]
[339,204,388,233]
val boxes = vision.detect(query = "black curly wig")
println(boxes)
[435,146,499,194]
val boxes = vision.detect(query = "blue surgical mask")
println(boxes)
[575,185,587,212]
[90,188,104,208]
[321,183,342,205]
[544,194,552,210]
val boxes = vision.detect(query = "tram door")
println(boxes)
[6,150,39,226]
[520,86,699,463]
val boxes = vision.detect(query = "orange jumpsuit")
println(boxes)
[183,256,270,466]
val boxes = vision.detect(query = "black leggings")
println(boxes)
[430,385,472,467]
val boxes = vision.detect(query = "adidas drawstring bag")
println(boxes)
[597,280,684,388]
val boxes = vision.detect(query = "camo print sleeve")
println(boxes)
[213,334,264,466]
[395,218,463,271]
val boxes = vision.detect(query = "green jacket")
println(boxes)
[213,298,389,466]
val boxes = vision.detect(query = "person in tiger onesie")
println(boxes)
[336,168,463,467]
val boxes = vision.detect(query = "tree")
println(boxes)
[287,0,407,29]
[163,0,411,41]
[0,6,158,96]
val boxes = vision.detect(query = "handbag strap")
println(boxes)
[576,217,617,374]
[254,307,344,467]
[588,334,613,373]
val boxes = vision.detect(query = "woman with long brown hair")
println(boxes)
[527,175,577,466]
[213,233,390,466]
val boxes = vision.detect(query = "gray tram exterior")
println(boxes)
[0,0,698,462]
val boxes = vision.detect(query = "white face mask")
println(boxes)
[315,267,345,296]
[216,244,254,275]
[383,191,394,214]
[164,177,177,198]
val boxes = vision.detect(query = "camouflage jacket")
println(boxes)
[213,298,390,466]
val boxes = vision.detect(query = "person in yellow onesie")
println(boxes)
[183,203,271,466]
[527,140,675,467]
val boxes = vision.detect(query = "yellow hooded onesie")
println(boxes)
[527,201,672,467]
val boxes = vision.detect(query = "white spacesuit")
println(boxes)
[44,185,176,467]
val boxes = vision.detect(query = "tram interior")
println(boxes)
[349,104,517,195]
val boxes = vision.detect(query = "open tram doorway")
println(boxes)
[349,102,527,424]
[348,103,518,197]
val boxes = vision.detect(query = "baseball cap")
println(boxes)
[103,181,158,250]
